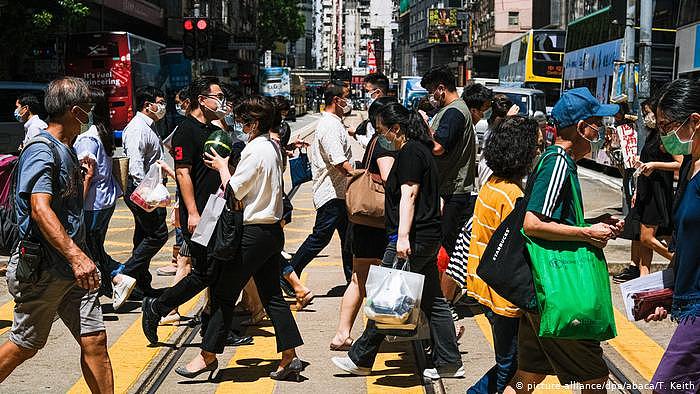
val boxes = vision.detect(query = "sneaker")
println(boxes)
[613,265,640,283]
[281,250,292,260]
[331,356,371,376]
[141,297,160,344]
[423,365,465,379]
[160,312,181,325]
[156,265,177,276]
[112,275,137,311]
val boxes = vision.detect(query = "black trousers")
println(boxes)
[348,241,462,369]
[123,183,169,291]
[155,223,303,353]
[441,193,476,257]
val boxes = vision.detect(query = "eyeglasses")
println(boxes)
[658,117,689,136]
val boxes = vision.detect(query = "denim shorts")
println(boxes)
[5,253,105,350]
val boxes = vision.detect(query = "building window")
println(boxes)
[508,11,519,26]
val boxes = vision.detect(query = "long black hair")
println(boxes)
[657,79,700,123]
[90,88,115,157]
[376,102,434,149]
[368,96,397,129]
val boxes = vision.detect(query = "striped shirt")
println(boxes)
[466,177,524,318]
[526,145,581,225]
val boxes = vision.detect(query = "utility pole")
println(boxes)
[637,0,654,149]
[623,0,636,107]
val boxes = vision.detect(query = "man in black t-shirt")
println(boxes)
[141,78,250,353]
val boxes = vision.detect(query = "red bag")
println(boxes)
[0,155,18,209]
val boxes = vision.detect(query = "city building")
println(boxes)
[370,0,397,76]
[673,0,700,79]
[292,0,315,68]
[314,0,344,69]
[393,0,469,83]
[471,0,533,78]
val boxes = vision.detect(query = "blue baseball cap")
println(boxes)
[551,87,619,128]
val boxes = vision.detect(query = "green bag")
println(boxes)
[522,172,617,341]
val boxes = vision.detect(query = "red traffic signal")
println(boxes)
[183,19,194,31]
[196,19,208,30]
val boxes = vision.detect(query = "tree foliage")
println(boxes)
[0,0,89,79]
[257,0,306,50]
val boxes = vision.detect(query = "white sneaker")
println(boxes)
[281,250,292,260]
[423,365,465,379]
[331,356,371,376]
[160,312,181,325]
[112,274,137,311]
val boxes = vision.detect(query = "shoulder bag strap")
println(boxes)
[363,135,379,169]
[569,173,586,227]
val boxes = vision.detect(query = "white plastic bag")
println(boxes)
[130,163,170,212]
[191,194,226,247]
[364,258,424,327]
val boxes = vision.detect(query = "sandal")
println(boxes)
[241,309,267,326]
[456,325,465,341]
[291,291,315,311]
[329,337,354,351]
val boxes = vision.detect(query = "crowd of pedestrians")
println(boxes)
[0,69,698,394]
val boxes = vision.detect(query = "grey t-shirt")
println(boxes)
[16,131,86,279]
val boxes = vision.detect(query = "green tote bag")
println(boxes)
[522,173,617,341]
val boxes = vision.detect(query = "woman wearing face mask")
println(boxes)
[332,102,464,379]
[614,95,681,284]
[73,88,136,309]
[645,78,700,394]
[204,96,306,381]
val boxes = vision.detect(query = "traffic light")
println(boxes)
[182,17,210,60]
[183,18,196,59]
[195,18,210,60]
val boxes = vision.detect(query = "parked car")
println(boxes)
[0,82,47,154]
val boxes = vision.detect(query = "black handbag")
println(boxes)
[476,152,565,313]
[209,184,244,261]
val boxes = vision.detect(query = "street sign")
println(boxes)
[264,50,272,68]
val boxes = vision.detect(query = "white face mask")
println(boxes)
[338,99,351,115]
[203,97,228,119]
[175,103,186,116]
[149,102,166,120]
[75,107,93,134]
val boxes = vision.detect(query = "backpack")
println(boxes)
[0,137,61,256]
[0,154,18,209]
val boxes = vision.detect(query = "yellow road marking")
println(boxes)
[281,227,310,233]
[0,300,15,336]
[68,291,205,394]
[308,260,342,267]
[474,315,570,393]
[607,308,664,381]
[106,226,133,234]
[291,214,315,219]
[110,215,136,220]
[215,272,310,393]
[104,240,135,248]
[366,341,422,393]
[292,207,315,212]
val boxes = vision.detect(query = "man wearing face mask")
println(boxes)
[506,87,625,393]
[284,83,355,290]
[421,66,477,277]
[354,74,390,148]
[15,94,48,146]
[0,77,113,391]
[141,77,253,347]
[121,86,168,296]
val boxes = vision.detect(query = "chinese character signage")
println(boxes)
[427,9,463,44]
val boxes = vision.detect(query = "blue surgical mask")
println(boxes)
[224,113,235,127]
[233,122,249,143]
[482,108,493,121]
[14,107,23,123]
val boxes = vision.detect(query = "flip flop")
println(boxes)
[292,291,315,311]
[329,337,354,351]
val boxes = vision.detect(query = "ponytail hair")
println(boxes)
[657,79,700,123]
[377,102,434,149]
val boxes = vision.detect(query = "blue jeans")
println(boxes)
[284,198,352,281]
[467,308,519,394]
[84,206,121,294]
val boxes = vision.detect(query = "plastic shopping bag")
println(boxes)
[523,173,616,341]
[364,258,424,331]
[130,163,171,212]
[191,194,226,247]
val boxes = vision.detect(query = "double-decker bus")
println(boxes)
[65,32,164,139]
[499,29,565,107]
[674,0,700,79]
[562,3,676,167]
[562,4,676,104]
